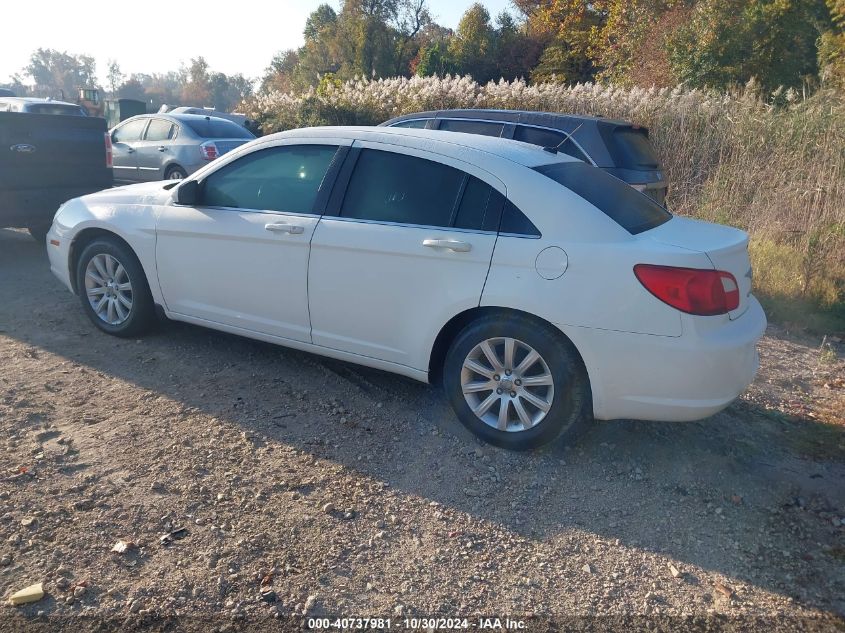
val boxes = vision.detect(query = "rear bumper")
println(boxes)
[561,297,767,421]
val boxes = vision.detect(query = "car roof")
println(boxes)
[382,108,633,128]
[132,112,236,124]
[271,126,577,168]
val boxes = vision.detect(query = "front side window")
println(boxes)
[439,119,504,138]
[113,119,148,142]
[144,119,175,142]
[200,144,338,213]
[340,149,464,228]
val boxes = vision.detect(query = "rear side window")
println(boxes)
[514,125,590,163]
[200,145,338,213]
[439,119,504,137]
[113,119,148,142]
[454,176,499,231]
[390,119,429,129]
[611,128,659,169]
[145,119,175,141]
[535,162,670,235]
[341,149,464,227]
[183,118,254,140]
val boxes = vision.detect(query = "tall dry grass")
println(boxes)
[245,76,845,331]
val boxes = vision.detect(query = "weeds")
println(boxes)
[245,76,845,333]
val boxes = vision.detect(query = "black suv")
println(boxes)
[381,109,667,205]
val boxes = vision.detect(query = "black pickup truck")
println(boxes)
[0,111,113,241]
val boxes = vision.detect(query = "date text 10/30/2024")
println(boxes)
[307,617,527,630]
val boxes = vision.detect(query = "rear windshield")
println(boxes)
[535,162,671,235]
[28,104,85,115]
[611,128,659,169]
[182,118,254,139]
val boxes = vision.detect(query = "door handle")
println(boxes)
[423,238,472,252]
[265,222,304,235]
[157,146,166,152]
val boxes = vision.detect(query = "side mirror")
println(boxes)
[175,180,199,206]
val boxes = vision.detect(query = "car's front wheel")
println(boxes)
[443,313,591,450]
[75,237,155,337]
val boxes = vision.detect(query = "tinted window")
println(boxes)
[611,128,659,169]
[113,119,148,142]
[535,162,670,234]
[391,119,429,129]
[486,189,540,236]
[454,176,493,231]
[28,104,85,115]
[183,117,254,139]
[341,149,463,227]
[439,119,504,137]
[145,119,175,141]
[200,145,338,213]
[514,125,590,162]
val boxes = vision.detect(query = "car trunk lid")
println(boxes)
[643,216,753,320]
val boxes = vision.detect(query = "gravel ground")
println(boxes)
[0,228,843,632]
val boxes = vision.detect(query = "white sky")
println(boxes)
[1,0,517,86]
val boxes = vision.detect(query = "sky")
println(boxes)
[1,0,517,86]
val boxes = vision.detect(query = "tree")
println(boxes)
[261,49,301,93]
[23,48,97,99]
[819,0,845,85]
[392,0,432,75]
[666,0,831,90]
[448,3,496,82]
[106,60,124,96]
[181,57,211,106]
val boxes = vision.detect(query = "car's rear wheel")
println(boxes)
[443,314,591,450]
[75,238,155,337]
[165,165,187,181]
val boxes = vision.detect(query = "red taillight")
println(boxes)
[200,141,219,161]
[634,264,739,316]
[104,132,113,168]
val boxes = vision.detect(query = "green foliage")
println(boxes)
[24,48,97,98]
[666,0,830,90]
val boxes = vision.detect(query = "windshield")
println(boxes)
[182,118,254,139]
[535,162,671,235]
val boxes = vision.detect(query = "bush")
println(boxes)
[244,76,845,333]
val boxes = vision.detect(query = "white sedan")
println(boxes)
[46,127,766,450]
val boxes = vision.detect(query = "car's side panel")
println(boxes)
[155,206,319,342]
[308,140,503,370]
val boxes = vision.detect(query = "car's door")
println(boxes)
[155,141,346,342]
[111,118,148,183]
[307,143,503,370]
[134,118,175,181]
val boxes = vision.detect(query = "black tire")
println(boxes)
[165,165,187,181]
[27,224,50,244]
[75,237,155,337]
[443,313,591,450]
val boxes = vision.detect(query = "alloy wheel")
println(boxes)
[84,253,133,325]
[460,337,555,432]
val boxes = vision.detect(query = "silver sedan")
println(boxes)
[109,113,254,184]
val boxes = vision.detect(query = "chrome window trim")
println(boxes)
[319,215,497,235]
[175,203,322,218]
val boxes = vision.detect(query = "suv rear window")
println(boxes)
[183,118,254,139]
[611,128,659,169]
[535,162,670,235]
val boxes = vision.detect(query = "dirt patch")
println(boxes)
[0,228,843,630]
